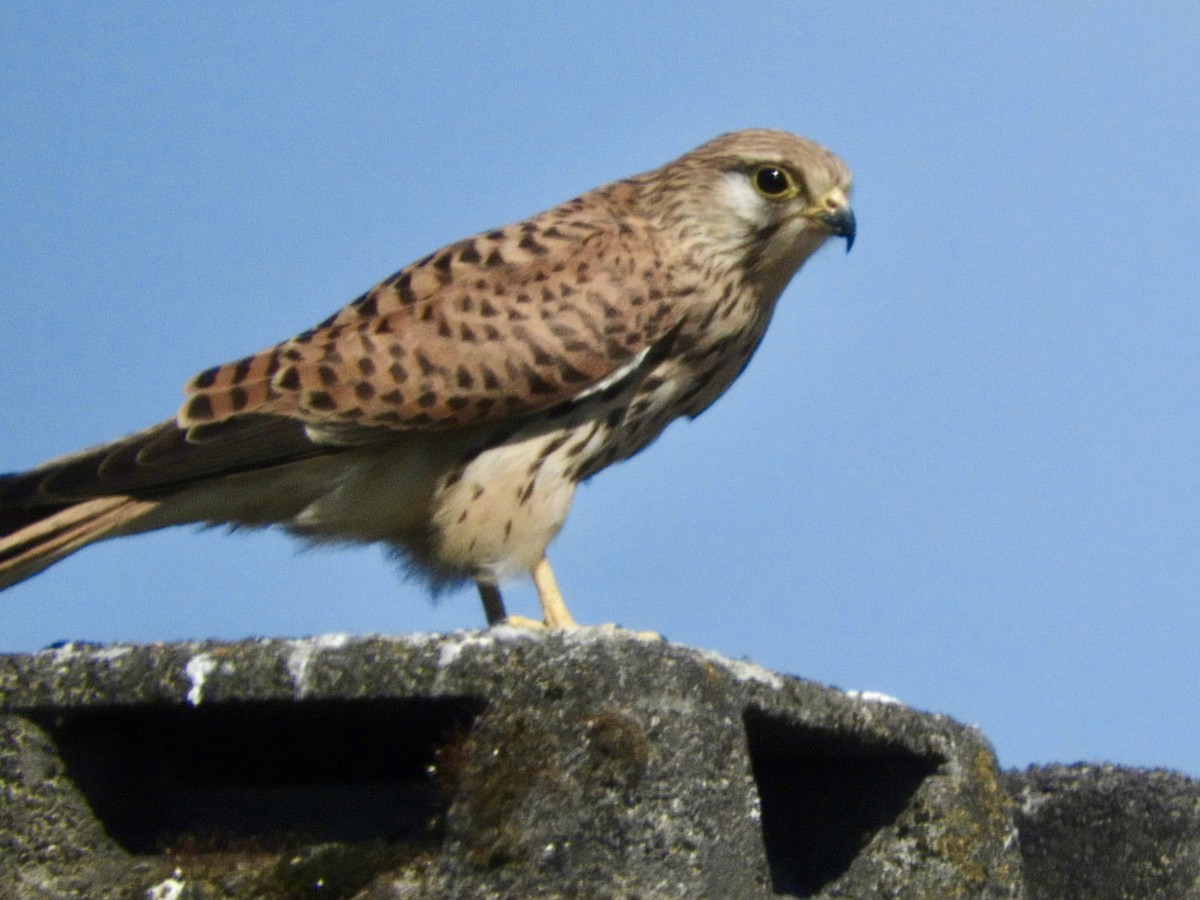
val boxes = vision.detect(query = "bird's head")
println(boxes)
[637,129,854,298]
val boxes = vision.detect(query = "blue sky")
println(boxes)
[2,4,1198,776]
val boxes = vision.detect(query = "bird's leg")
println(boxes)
[530,557,657,638]
[481,559,658,638]
[532,556,579,629]
[476,580,508,626]
[476,565,574,630]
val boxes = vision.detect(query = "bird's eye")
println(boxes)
[752,166,797,199]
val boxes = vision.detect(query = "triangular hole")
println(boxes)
[744,706,941,897]
[25,696,483,855]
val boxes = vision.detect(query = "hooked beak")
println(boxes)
[805,189,856,252]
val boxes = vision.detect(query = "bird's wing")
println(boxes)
[2,210,688,509]
[0,415,322,507]
[181,214,684,438]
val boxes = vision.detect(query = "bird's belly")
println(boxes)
[425,421,610,582]
[278,364,700,585]
[255,419,609,587]
[277,437,466,543]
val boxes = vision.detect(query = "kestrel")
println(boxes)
[0,129,854,628]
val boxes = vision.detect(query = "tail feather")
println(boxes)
[0,495,161,589]
[0,414,333,590]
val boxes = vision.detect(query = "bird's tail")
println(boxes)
[0,416,330,591]
[0,490,160,590]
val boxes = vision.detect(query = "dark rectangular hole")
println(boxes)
[23,696,483,855]
[743,707,942,897]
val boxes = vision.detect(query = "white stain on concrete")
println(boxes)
[436,625,541,668]
[694,647,785,690]
[286,632,352,695]
[145,876,185,900]
[845,689,905,706]
[185,652,220,706]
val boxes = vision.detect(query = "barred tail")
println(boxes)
[0,494,160,590]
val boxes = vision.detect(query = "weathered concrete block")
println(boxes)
[1005,763,1200,900]
[0,630,1022,898]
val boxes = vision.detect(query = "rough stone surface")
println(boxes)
[1004,763,1200,900]
[0,630,1024,899]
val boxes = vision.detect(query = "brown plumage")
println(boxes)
[0,129,854,628]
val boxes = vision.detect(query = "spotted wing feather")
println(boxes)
[182,206,682,436]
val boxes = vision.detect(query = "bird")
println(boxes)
[0,129,854,629]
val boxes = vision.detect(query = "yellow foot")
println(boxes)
[495,614,556,631]
[482,558,662,639]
